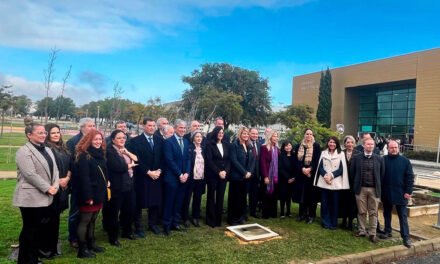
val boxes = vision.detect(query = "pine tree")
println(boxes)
[316,67,332,128]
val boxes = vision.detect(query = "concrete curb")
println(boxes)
[314,237,440,264]
[410,159,440,169]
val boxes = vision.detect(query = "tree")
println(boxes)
[43,48,59,124]
[270,104,314,128]
[0,85,12,137]
[53,96,76,119]
[270,104,338,147]
[182,63,272,128]
[56,65,72,122]
[12,95,32,116]
[316,67,332,128]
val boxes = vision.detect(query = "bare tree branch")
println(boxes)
[56,65,72,122]
[43,47,59,124]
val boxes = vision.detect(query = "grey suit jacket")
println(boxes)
[13,142,59,207]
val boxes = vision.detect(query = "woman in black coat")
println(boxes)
[105,130,138,246]
[39,123,72,258]
[292,128,321,224]
[340,135,360,230]
[74,130,108,258]
[205,126,230,227]
[228,127,255,225]
[278,140,296,218]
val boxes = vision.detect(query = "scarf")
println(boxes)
[193,146,204,180]
[113,145,134,177]
[297,140,314,166]
[267,146,279,194]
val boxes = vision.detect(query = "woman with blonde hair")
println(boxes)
[228,127,255,225]
[293,128,321,224]
[259,129,280,218]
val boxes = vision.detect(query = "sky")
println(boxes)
[1,0,439,107]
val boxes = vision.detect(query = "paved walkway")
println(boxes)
[410,159,440,169]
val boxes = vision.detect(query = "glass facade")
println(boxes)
[358,80,416,139]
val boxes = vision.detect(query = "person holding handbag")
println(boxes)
[74,130,109,258]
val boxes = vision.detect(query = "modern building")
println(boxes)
[292,48,440,149]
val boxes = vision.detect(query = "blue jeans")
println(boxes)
[320,189,339,229]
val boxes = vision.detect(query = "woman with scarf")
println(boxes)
[105,129,138,246]
[313,136,349,230]
[293,128,321,224]
[13,123,59,264]
[259,129,280,219]
[74,130,108,258]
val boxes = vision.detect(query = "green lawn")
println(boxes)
[0,148,18,171]
[0,133,27,147]
[0,180,400,264]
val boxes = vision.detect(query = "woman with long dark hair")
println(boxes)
[105,129,138,246]
[260,130,280,219]
[74,130,108,258]
[205,126,230,227]
[186,131,207,227]
[228,127,255,225]
[314,136,349,230]
[293,128,321,224]
[37,123,71,258]
[278,140,295,218]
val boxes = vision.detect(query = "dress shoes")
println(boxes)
[163,228,171,236]
[109,240,121,247]
[378,232,392,239]
[134,230,145,238]
[403,238,412,248]
[296,215,305,222]
[183,220,191,228]
[149,225,163,235]
[191,218,200,227]
[121,233,137,240]
[369,235,378,243]
[171,225,186,232]
[306,217,314,224]
[355,231,366,237]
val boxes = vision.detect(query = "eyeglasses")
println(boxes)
[34,131,48,136]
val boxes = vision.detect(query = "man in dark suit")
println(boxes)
[129,117,163,237]
[350,138,385,243]
[154,117,169,139]
[355,133,380,155]
[162,119,191,235]
[380,140,414,248]
[247,127,261,218]
[66,117,95,248]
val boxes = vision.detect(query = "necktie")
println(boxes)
[179,138,184,154]
[252,142,257,157]
[148,137,154,149]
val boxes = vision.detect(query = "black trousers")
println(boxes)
[18,207,50,264]
[206,177,227,227]
[183,179,206,220]
[135,206,161,231]
[228,180,247,224]
[246,174,260,216]
[38,204,60,255]
[262,186,278,219]
[105,190,135,241]
[383,202,410,239]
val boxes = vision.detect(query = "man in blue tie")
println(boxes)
[129,117,163,237]
[162,119,191,236]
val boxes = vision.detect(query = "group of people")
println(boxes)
[13,116,415,264]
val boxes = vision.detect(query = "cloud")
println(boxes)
[0,0,310,52]
[1,73,102,106]
[77,71,109,93]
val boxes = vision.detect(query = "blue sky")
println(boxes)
[1,0,439,107]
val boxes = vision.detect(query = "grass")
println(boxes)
[0,133,27,146]
[0,148,18,171]
[0,180,400,264]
